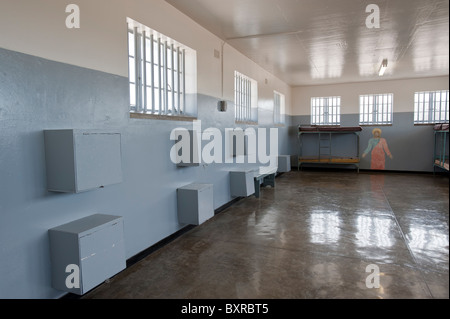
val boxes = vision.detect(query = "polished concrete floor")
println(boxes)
[83,170,449,299]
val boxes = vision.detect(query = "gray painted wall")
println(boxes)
[0,48,289,298]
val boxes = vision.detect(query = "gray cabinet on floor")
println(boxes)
[48,214,126,295]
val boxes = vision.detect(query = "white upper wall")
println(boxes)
[0,0,292,115]
[292,76,449,116]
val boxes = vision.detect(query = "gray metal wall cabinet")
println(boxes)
[44,129,123,193]
[177,183,214,225]
[174,129,201,167]
[229,170,256,197]
[48,214,126,295]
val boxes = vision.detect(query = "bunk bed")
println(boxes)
[433,123,449,174]
[298,126,362,172]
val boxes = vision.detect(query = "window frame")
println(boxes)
[359,93,394,126]
[414,90,449,124]
[234,71,258,124]
[311,96,341,126]
[127,18,196,119]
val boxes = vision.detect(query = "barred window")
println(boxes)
[414,90,449,124]
[127,18,195,117]
[311,96,341,125]
[235,71,258,123]
[359,93,393,125]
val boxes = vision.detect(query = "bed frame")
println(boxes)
[433,123,449,174]
[298,126,362,172]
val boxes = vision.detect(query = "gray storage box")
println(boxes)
[229,170,256,197]
[277,155,291,172]
[48,214,126,295]
[177,183,214,225]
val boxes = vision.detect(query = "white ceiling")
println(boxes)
[165,0,449,86]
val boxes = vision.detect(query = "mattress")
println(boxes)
[299,126,362,132]
[299,156,360,164]
[435,159,449,171]
[434,123,449,131]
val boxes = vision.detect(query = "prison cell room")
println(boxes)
[0,0,448,306]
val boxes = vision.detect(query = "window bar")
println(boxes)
[236,75,238,120]
[379,95,383,123]
[444,91,449,122]
[158,37,162,115]
[245,78,249,121]
[338,97,341,124]
[242,76,244,121]
[359,96,369,123]
[244,77,247,121]
[239,74,242,121]
[164,41,168,115]
[238,74,242,121]
[238,74,241,121]
[243,76,246,121]
[241,76,244,121]
[177,46,181,115]
[329,97,333,125]
[127,26,134,110]
[182,49,186,114]
[434,91,442,123]
[134,27,142,112]
[142,31,148,113]
[248,78,251,121]
[150,34,155,114]
[420,93,424,123]
[365,96,369,124]
[429,92,434,123]
[170,43,175,115]
[247,78,250,121]
[331,97,337,124]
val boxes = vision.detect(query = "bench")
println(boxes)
[253,166,277,198]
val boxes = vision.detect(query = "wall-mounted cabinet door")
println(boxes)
[44,129,123,193]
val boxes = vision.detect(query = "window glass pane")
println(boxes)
[129,57,135,82]
[128,31,135,57]
[129,84,136,106]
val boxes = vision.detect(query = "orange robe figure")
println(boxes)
[363,129,393,170]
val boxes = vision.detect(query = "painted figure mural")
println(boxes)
[362,128,393,170]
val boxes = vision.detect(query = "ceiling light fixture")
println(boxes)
[379,59,388,76]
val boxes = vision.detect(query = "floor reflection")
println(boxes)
[309,210,341,244]
[355,215,394,248]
